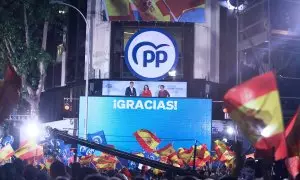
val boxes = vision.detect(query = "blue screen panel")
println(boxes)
[79,97,212,153]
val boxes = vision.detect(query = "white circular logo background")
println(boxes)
[125,29,178,80]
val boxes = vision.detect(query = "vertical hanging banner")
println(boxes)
[104,0,205,23]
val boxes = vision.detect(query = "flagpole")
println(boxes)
[192,140,197,171]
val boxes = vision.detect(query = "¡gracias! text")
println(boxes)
[113,99,178,110]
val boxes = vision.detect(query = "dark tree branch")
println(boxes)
[3,39,12,59]
[23,4,29,48]
[7,39,15,54]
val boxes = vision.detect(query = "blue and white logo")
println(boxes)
[125,29,178,80]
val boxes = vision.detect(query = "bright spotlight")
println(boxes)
[226,126,235,135]
[168,70,177,77]
[25,122,40,139]
[223,138,228,143]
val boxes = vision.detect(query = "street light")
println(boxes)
[50,0,90,138]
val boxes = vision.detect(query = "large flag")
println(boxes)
[224,72,287,160]
[0,64,21,124]
[284,108,300,178]
[156,144,175,156]
[0,144,14,161]
[134,129,161,152]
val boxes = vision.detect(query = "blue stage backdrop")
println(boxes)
[79,97,212,153]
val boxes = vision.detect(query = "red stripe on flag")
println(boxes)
[255,132,287,161]
[224,72,278,112]
[157,144,172,153]
[134,131,160,152]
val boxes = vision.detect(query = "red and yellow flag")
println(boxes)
[0,144,14,161]
[214,140,235,162]
[134,129,161,152]
[188,158,206,168]
[15,141,43,160]
[157,144,175,156]
[224,72,287,160]
[96,162,116,170]
[178,147,193,164]
[168,152,184,167]
[196,144,209,159]
[79,155,94,165]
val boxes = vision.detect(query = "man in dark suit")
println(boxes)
[125,81,137,97]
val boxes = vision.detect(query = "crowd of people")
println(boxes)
[0,157,292,180]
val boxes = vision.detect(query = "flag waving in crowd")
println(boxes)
[134,129,161,152]
[224,72,287,160]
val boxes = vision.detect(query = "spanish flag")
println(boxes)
[214,140,230,159]
[284,108,300,178]
[79,155,94,165]
[96,162,117,170]
[157,144,175,156]
[134,129,161,152]
[224,72,287,160]
[0,144,14,161]
[15,141,43,160]
[188,158,206,168]
[196,144,208,159]
[178,147,193,164]
[168,152,183,167]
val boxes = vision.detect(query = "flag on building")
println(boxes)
[284,108,300,178]
[134,129,161,152]
[0,144,14,161]
[224,72,287,160]
[156,144,175,156]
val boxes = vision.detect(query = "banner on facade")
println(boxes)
[102,80,187,97]
[79,97,212,152]
[104,0,205,23]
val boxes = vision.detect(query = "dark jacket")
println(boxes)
[125,87,137,97]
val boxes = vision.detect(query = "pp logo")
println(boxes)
[92,136,102,144]
[125,29,178,80]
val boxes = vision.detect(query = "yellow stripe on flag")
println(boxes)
[0,144,14,161]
